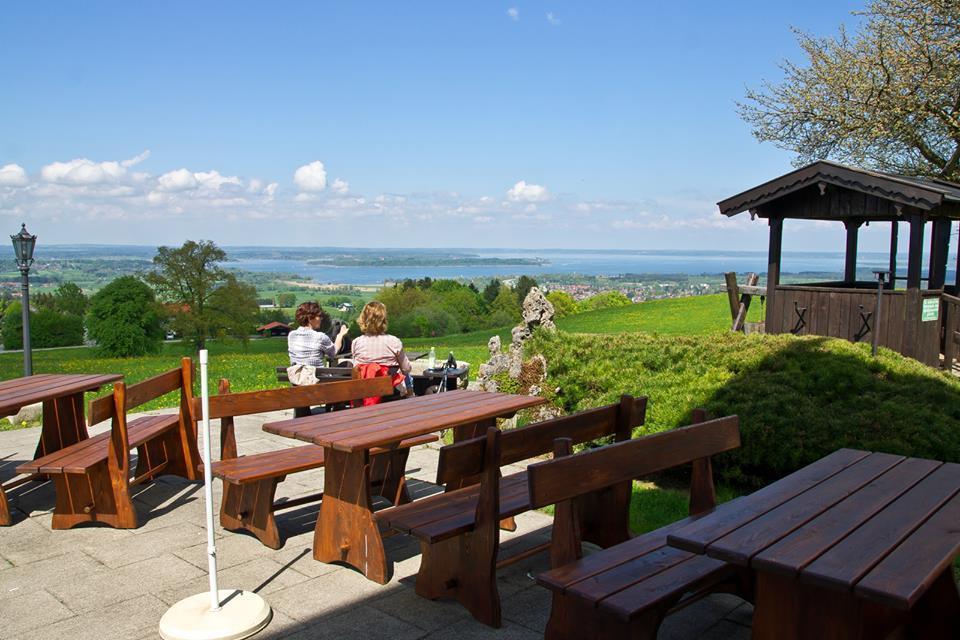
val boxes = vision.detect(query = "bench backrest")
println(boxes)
[275,365,355,384]
[436,395,646,487]
[206,376,393,459]
[88,357,196,481]
[527,414,741,510]
[89,358,193,426]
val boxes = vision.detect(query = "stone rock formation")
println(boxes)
[477,286,557,402]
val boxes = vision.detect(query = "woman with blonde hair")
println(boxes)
[351,301,412,400]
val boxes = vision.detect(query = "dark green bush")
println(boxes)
[527,330,960,488]
[2,302,85,349]
[87,276,164,357]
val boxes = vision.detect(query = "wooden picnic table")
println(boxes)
[262,389,546,583]
[0,373,122,525]
[666,448,960,639]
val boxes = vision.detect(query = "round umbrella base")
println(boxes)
[160,590,271,640]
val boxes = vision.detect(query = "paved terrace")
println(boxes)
[0,410,753,639]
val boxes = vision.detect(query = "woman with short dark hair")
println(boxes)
[288,301,348,368]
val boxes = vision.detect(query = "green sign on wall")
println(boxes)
[922,298,939,322]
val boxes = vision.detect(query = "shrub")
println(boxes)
[575,290,632,313]
[546,291,577,317]
[2,302,85,349]
[527,330,960,489]
[1,302,23,350]
[87,276,164,357]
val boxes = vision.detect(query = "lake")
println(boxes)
[223,248,919,285]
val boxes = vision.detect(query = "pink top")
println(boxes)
[351,334,412,373]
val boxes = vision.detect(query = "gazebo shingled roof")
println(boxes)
[719,160,960,220]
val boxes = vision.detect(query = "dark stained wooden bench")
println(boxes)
[204,376,438,549]
[275,365,356,418]
[16,358,201,529]
[379,395,647,627]
[532,411,751,640]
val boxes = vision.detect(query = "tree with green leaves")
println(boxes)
[86,276,164,357]
[482,279,502,305]
[145,240,259,349]
[739,0,960,180]
[515,275,538,304]
[546,291,577,318]
[276,292,297,308]
[34,282,88,317]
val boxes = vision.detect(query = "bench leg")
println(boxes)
[314,448,389,584]
[545,592,660,640]
[220,478,283,550]
[577,482,632,548]
[136,427,198,482]
[50,463,137,529]
[416,532,501,628]
[370,448,411,506]
[0,486,11,525]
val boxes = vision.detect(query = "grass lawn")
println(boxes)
[558,293,762,335]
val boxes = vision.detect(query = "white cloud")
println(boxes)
[41,158,126,185]
[40,151,150,185]
[506,7,519,20]
[157,168,198,192]
[546,12,560,25]
[194,170,241,190]
[331,178,349,194]
[0,164,28,187]
[121,150,151,168]
[506,180,549,202]
[294,161,328,192]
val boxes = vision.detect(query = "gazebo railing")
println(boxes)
[769,285,943,366]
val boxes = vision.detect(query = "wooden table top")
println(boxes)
[263,389,546,452]
[667,448,960,611]
[0,373,122,416]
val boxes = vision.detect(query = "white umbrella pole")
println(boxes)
[199,349,220,611]
[159,349,271,640]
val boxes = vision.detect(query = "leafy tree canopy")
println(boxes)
[516,275,538,304]
[739,0,960,180]
[33,282,89,317]
[145,240,259,349]
[87,276,164,357]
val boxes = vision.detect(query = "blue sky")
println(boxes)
[1,1,904,252]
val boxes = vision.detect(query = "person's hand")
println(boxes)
[338,324,349,337]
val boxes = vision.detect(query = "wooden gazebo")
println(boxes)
[719,161,960,368]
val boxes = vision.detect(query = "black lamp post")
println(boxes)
[11,224,37,376]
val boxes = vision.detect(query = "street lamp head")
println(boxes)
[10,223,37,271]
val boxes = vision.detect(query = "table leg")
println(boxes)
[752,573,906,640]
[313,447,390,584]
[0,487,10,526]
[35,393,87,459]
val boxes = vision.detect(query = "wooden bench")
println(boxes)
[16,358,201,529]
[380,395,647,627]
[204,376,438,549]
[532,411,751,640]
[274,365,355,418]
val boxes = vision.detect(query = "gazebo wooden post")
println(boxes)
[903,213,926,358]
[928,218,951,290]
[765,216,784,332]
[888,221,899,290]
[843,219,861,284]
[955,226,960,292]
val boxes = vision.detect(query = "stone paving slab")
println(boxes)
[0,409,752,639]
